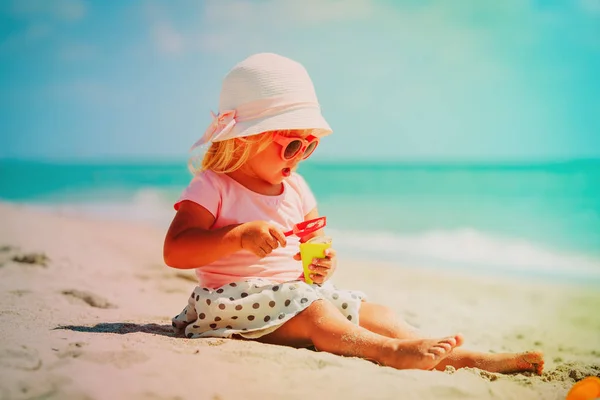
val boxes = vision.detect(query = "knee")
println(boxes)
[299,299,336,319]
[362,302,396,318]
[269,300,333,343]
[296,299,344,328]
[374,302,394,314]
[258,300,335,347]
[380,304,397,319]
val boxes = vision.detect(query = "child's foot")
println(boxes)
[477,351,545,375]
[383,334,464,370]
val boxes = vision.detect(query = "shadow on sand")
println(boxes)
[55,322,176,337]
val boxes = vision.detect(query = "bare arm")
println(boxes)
[163,200,244,269]
[163,200,287,269]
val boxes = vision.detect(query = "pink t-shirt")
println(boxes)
[175,170,317,289]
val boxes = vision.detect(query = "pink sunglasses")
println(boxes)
[272,133,319,161]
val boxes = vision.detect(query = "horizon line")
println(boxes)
[1,156,599,167]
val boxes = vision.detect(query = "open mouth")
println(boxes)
[282,167,291,177]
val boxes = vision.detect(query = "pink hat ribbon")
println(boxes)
[190,96,319,150]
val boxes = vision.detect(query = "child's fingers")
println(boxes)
[269,227,287,248]
[293,252,301,261]
[309,271,326,283]
[324,248,336,258]
[312,258,331,267]
[309,263,330,275]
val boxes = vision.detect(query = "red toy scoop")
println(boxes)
[284,216,327,238]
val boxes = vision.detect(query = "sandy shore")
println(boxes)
[0,201,599,400]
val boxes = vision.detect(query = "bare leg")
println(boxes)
[256,300,464,370]
[359,302,544,375]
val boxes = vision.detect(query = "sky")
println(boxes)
[1,0,599,162]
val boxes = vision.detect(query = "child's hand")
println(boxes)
[293,248,337,285]
[239,221,287,258]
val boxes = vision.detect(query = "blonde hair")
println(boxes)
[188,129,316,175]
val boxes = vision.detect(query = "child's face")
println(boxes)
[246,130,315,185]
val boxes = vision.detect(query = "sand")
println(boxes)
[0,201,599,400]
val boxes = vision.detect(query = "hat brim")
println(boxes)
[214,106,332,142]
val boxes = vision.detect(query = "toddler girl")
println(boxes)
[165,53,543,373]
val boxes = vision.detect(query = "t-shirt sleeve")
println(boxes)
[290,173,317,216]
[174,170,221,218]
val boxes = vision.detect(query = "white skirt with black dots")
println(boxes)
[172,279,367,339]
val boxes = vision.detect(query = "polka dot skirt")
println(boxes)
[172,279,367,339]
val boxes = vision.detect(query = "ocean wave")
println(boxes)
[22,188,600,283]
[27,187,178,228]
[329,228,600,282]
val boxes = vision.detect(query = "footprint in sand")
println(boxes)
[8,289,31,297]
[0,245,16,267]
[83,349,150,368]
[136,268,197,292]
[11,252,50,267]
[54,342,87,359]
[54,342,149,368]
[0,345,42,371]
[61,289,117,309]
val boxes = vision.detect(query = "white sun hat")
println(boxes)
[191,53,332,150]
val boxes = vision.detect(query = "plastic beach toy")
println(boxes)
[299,236,332,284]
[284,216,330,284]
[284,217,326,238]
[566,376,600,400]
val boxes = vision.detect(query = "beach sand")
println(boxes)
[1,201,599,399]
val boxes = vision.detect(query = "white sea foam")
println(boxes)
[329,227,600,282]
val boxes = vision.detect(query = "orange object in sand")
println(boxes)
[566,376,600,400]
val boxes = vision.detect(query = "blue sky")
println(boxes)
[1,0,599,162]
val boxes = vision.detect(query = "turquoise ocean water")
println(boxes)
[1,159,599,284]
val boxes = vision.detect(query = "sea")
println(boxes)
[1,159,599,285]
